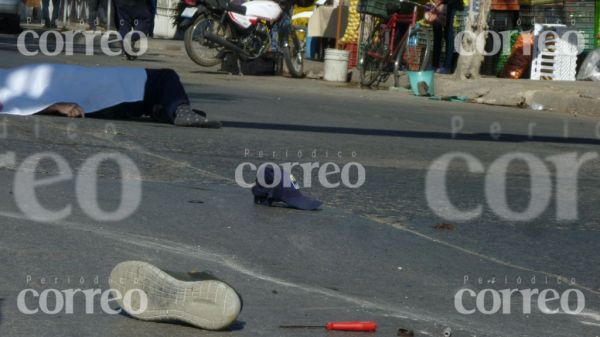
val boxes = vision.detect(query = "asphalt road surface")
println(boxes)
[0,33,599,337]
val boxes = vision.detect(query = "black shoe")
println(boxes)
[109,261,242,330]
[173,105,221,128]
[122,51,137,61]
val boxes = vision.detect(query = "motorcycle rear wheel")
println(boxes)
[184,13,232,67]
[282,26,305,78]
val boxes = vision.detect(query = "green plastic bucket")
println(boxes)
[406,70,434,96]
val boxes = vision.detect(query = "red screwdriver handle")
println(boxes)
[326,322,377,331]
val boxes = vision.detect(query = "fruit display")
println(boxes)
[340,0,361,44]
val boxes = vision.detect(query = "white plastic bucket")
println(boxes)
[323,49,350,82]
[153,0,180,39]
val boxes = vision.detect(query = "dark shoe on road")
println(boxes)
[174,105,222,128]
[122,51,137,61]
[109,261,242,330]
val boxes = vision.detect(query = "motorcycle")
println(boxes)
[179,0,309,78]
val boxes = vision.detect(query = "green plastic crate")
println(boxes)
[358,41,366,69]
[357,0,409,19]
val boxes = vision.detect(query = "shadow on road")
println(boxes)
[221,121,600,145]
[187,92,240,102]
[0,298,4,326]
[118,310,245,331]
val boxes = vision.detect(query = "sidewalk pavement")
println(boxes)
[19,22,600,117]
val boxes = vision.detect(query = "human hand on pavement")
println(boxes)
[53,103,85,118]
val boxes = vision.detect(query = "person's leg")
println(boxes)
[88,0,99,29]
[98,0,107,25]
[42,0,50,26]
[51,0,60,25]
[148,0,156,37]
[143,69,220,127]
[432,24,442,69]
[130,2,151,44]
[444,7,456,71]
[115,3,133,51]
[143,69,190,122]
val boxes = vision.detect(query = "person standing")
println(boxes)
[42,0,60,28]
[114,0,151,60]
[23,0,42,23]
[431,0,464,74]
[87,0,107,30]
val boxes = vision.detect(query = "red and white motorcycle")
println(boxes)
[180,0,310,78]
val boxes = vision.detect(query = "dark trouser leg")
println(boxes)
[148,0,156,36]
[444,8,456,70]
[131,4,151,44]
[115,3,133,50]
[116,3,151,51]
[88,0,99,28]
[42,0,50,25]
[143,69,190,123]
[51,0,61,25]
[432,24,443,69]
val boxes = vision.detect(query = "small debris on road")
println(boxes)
[188,200,204,204]
[433,223,454,230]
[443,327,452,337]
[104,130,125,136]
[397,328,414,336]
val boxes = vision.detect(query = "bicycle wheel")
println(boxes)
[360,28,387,86]
[393,27,431,87]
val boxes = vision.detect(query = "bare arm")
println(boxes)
[39,103,85,118]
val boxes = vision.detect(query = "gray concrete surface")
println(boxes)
[0,33,599,337]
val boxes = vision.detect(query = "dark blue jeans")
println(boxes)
[115,2,151,51]
[93,69,190,123]
[88,0,107,28]
[42,0,60,26]
[271,8,292,50]
[432,7,456,70]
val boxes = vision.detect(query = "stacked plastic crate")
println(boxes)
[563,0,596,52]
[530,24,578,80]
[519,3,565,31]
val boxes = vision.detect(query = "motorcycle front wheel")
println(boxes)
[282,25,305,78]
[184,13,232,67]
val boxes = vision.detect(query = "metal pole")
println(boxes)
[106,0,111,30]
[62,0,68,28]
[335,0,343,48]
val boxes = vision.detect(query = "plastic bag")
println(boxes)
[500,33,534,79]
[576,47,600,81]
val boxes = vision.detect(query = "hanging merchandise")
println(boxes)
[496,30,520,76]
[340,0,360,44]
[500,33,535,79]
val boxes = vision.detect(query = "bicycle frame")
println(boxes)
[367,0,426,64]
